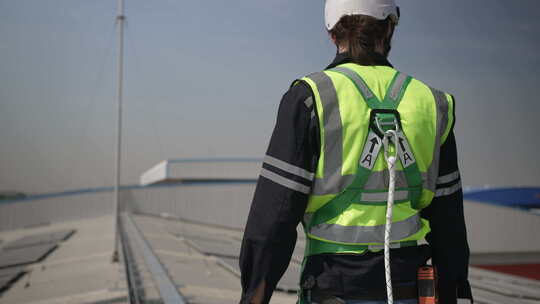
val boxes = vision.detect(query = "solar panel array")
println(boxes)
[0,243,58,269]
[187,237,241,258]
[0,229,75,294]
[173,225,304,293]
[0,266,25,293]
[3,229,74,250]
[133,214,540,304]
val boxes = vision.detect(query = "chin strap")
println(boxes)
[382,129,400,304]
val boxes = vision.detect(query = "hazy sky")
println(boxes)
[1,0,539,194]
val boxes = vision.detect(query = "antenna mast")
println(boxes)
[112,0,125,263]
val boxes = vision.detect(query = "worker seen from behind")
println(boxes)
[239,0,472,303]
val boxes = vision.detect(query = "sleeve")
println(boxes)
[421,97,474,304]
[239,81,319,304]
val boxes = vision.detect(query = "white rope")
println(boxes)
[382,129,400,304]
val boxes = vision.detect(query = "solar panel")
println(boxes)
[23,221,51,229]
[0,266,25,293]
[216,256,241,274]
[216,256,300,292]
[173,232,232,244]
[186,237,241,258]
[0,243,57,269]
[3,229,75,250]
[170,224,239,241]
[49,229,76,242]
[145,237,193,255]
[0,266,26,278]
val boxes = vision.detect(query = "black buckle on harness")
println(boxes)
[369,109,402,139]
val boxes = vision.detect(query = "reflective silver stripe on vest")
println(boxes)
[304,213,313,226]
[368,242,410,250]
[361,190,409,202]
[388,72,409,102]
[306,72,354,195]
[435,180,462,197]
[364,170,410,189]
[304,96,313,108]
[304,97,317,119]
[331,67,374,99]
[264,155,314,181]
[424,89,449,192]
[260,168,310,194]
[309,213,422,244]
[437,170,460,184]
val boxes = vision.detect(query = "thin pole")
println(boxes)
[112,0,125,263]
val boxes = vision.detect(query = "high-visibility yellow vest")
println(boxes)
[300,63,454,256]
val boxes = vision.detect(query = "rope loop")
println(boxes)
[382,129,400,167]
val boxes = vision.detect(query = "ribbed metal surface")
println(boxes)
[0,191,113,232]
[140,159,261,186]
[129,183,255,230]
[464,200,540,254]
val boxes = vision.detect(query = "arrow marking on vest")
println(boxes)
[360,131,382,170]
[396,131,416,168]
[369,137,379,153]
[398,137,406,152]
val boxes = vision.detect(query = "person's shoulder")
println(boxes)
[400,71,454,104]
[280,76,316,111]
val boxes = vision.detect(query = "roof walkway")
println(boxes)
[1,212,539,304]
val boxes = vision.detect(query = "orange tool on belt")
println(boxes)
[418,265,438,304]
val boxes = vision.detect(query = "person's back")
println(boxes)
[299,60,456,302]
[239,1,472,304]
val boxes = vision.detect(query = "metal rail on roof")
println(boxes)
[120,212,187,304]
[118,215,139,304]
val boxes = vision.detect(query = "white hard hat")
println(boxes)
[325,0,400,30]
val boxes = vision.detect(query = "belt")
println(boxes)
[312,285,418,302]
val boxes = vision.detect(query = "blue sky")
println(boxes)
[1,0,539,193]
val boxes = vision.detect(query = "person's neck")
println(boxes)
[338,45,348,54]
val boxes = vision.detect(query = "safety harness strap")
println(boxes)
[330,66,412,109]
[307,165,371,229]
[344,67,422,210]
[394,130,423,209]
[383,71,412,106]
[330,66,382,108]
[307,66,420,230]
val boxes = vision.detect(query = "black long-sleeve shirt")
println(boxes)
[239,53,472,304]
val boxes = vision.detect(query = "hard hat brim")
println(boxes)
[325,0,399,30]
